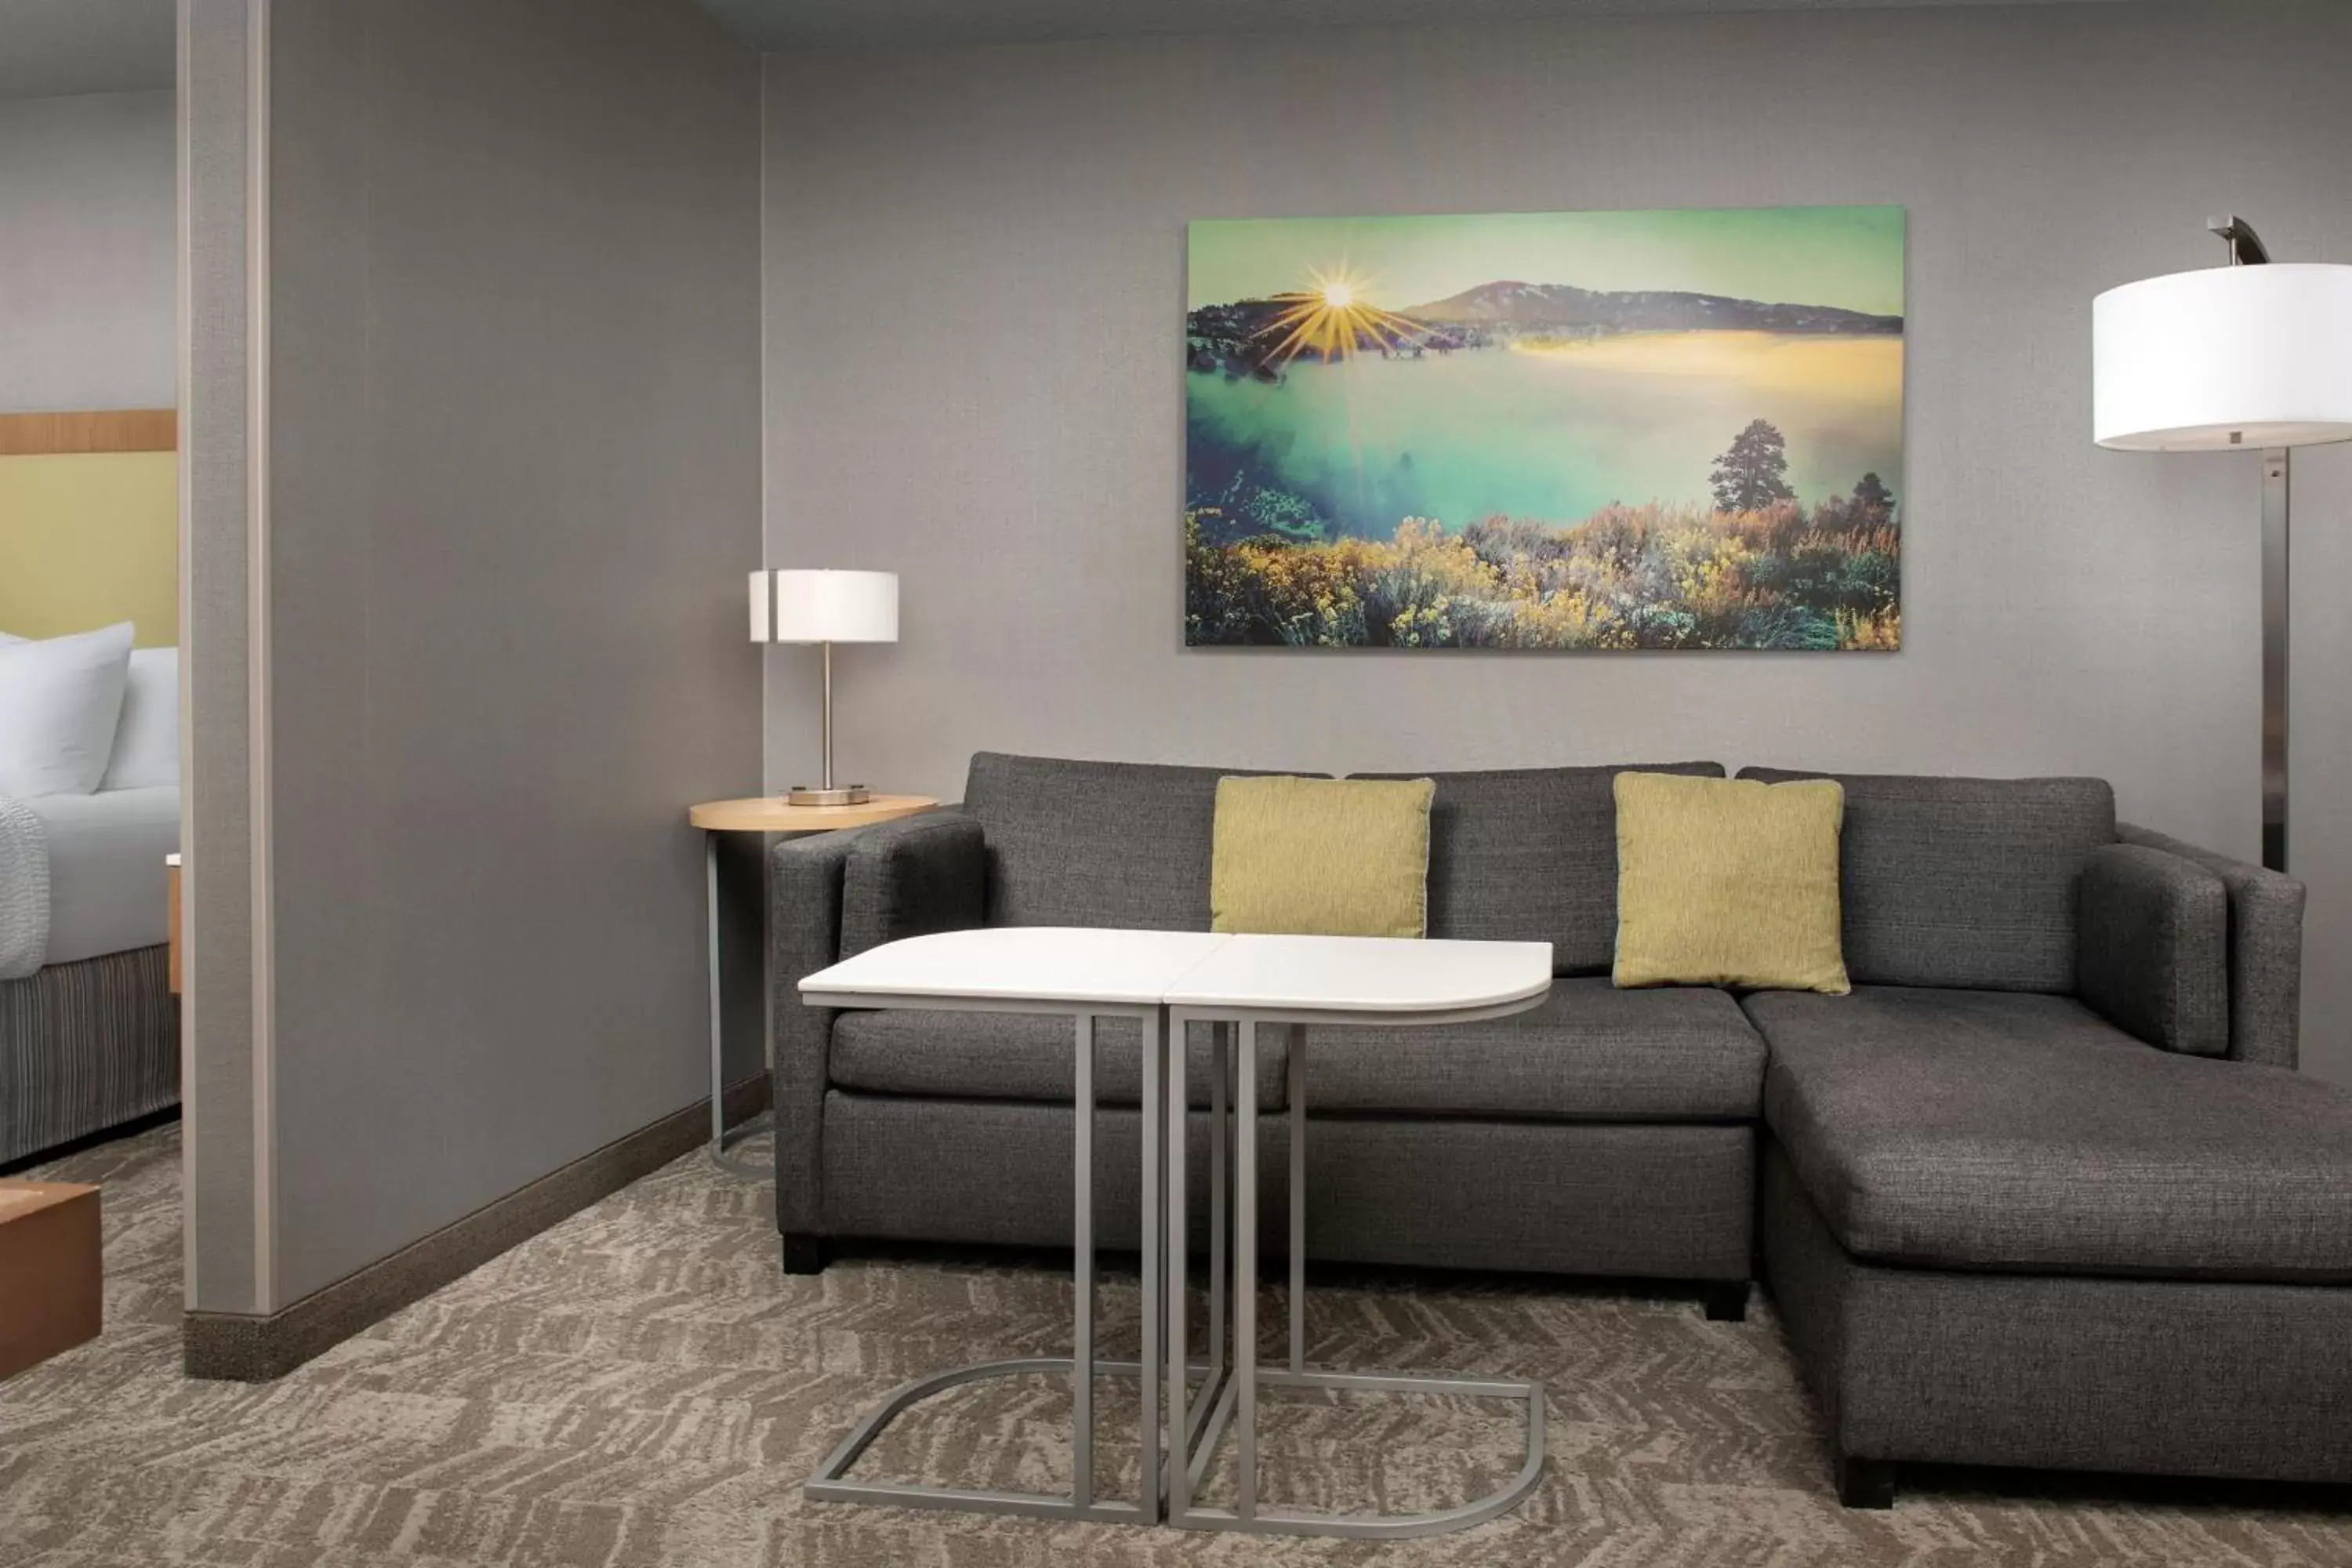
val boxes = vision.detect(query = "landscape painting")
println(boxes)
[1185,205,1905,650]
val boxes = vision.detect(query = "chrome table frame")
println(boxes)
[796,991,1172,1523]
[1163,1000,1548,1541]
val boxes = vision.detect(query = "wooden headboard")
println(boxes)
[0,409,179,647]
[0,408,177,456]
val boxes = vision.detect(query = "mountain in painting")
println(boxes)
[1185,280,1903,379]
[1400,281,1903,336]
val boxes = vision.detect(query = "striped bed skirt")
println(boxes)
[1,946,179,1167]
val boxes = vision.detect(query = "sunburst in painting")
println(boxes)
[1184,205,1906,650]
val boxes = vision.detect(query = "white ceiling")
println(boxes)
[0,0,173,102]
[697,0,2140,50]
[0,0,2147,103]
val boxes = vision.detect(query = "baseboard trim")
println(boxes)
[183,1072,769,1381]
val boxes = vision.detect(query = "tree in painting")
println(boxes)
[1849,471,1896,528]
[1710,419,1796,514]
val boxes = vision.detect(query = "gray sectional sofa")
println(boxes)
[770,750,2352,1504]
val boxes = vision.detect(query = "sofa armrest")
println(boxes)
[2117,823,2307,1069]
[769,826,862,1237]
[2077,843,2230,1057]
[840,809,986,959]
[769,810,984,1238]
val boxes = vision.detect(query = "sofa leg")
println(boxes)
[1836,1453,1897,1509]
[1700,1279,1750,1322]
[781,1233,826,1276]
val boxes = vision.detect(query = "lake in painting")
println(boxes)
[1183,206,1906,651]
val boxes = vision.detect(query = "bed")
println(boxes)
[0,626,180,1167]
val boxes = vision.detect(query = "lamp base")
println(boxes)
[785,784,869,807]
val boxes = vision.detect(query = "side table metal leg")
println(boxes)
[1167,1010,1191,1519]
[1140,1006,1164,1523]
[1288,1025,1305,1376]
[1073,1012,1094,1511]
[1210,1020,1228,1390]
[1236,1018,1259,1523]
[705,832,724,1153]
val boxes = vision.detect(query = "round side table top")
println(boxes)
[688,793,936,833]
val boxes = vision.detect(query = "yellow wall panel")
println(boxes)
[0,452,179,647]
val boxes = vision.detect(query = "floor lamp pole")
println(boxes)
[2261,449,2289,873]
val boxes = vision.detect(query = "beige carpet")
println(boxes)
[5,1127,2350,1567]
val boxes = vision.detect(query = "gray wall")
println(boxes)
[181,0,263,1314]
[0,0,176,102]
[192,0,763,1312]
[761,2,2352,1087]
[0,88,175,411]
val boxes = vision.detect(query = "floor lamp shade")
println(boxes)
[2094,263,2352,450]
[771,569,899,644]
[2092,251,2352,874]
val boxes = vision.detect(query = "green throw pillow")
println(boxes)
[1613,771,1849,993]
[1210,775,1435,939]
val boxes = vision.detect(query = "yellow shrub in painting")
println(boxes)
[1185,499,1900,652]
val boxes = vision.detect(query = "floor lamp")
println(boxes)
[2093,217,2352,872]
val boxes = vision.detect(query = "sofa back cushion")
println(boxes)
[964,751,1287,929]
[1356,762,1724,975]
[1737,768,2116,993]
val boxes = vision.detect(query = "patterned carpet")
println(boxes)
[5,1127,2351,1567]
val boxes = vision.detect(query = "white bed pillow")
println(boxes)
[101,646,180,791]
[0,623,136,797]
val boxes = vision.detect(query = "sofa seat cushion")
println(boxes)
[1748,986,2352,1282]
[830,1009,1286,1110]
[1301,978,1765,1122]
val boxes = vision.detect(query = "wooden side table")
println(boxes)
[0,1181,101,1379]
[688,794,935,1176]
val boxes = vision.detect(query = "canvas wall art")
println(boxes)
[1184,205,1905,650]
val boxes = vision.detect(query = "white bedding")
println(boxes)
[0,786,180,978]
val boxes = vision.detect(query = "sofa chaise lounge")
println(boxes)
[771,750,2352,1504]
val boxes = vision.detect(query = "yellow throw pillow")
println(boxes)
[1613,771,1849,993]
[1211,775,1435,938]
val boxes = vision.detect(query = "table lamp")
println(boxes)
[2093,217,2352,871]
[750,568,899,805]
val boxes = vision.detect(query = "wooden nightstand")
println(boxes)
[690,794,935,1176]
[0,1181,100,1378]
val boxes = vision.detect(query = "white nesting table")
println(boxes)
[1162,934,1553,1539]
[799,927,1222,1525]
[796,927,1553,1538]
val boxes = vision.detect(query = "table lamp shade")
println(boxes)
[765,569,898,644]
[2094,263,2352,451]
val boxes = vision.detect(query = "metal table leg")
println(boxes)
[1236,1018,1260,1520]
[706,830,773,1178]
[707,833,722,1152]
[807,1005,1173,1523]
[1165,1009,1548,1540]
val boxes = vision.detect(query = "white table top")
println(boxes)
[801,927,1229,1007]
[800,927,1554,1018]
[1165,933,1552,1015]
